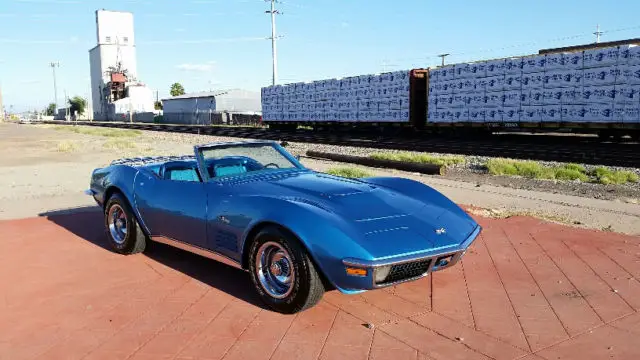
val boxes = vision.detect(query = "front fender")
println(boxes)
[361,176,474,222]
[239,196,374,293]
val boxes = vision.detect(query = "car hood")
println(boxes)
[240,171,477,255]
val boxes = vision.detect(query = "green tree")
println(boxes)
[154,101,163,110]
[170,83,185,97]
[68,96,87,115]
[45,103,56,116]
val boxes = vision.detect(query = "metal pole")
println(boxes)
[438,54,450,66]
[50,62,59,111]
[269,0,278,85]
[594,24,603,43]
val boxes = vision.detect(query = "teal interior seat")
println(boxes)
[162,161,201,182]
[214,163,247,177]
[167,168,200,182]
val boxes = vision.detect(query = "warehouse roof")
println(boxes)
[162,89,261,113]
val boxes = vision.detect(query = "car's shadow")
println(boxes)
[39,206,267,309]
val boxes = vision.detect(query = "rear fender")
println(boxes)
[94,165,152,235]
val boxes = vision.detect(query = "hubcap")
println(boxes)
[255,241,294,299]
[107,204,128,245]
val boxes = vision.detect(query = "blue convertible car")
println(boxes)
[87,140,481,313]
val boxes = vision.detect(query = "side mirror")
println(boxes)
[295,155,301,161]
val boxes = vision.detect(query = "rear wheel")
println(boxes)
[104,192,147,254]
[248,226,325,313]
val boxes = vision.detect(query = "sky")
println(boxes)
[2,0,640,112]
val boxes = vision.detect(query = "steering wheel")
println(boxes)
[263,162,280,169]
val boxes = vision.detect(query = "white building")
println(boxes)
[161,89,261,125]
[89,9,154,121]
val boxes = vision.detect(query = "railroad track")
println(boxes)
[41,120,640,168]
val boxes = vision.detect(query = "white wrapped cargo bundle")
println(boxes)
[485,59,506,77]
[521,73,544,90]
[614,84,640,103]
[623,105,640,122]
[505,57,523,75]
[504,74,522,90]
[561,105,586,122]
[581,85,616,104]
[521,106,542,122]
[542,89,563,104]
[584,104,615,122]
[583,66,620,87]
[467,93,486,108]
[530,88,545,106]
[561,87,582,104]
[485,92,502,107]
[452,108,470,122]
[469,108,485,122]
[522,55,546,73]
[619,45,640,65]
[619,64,640,84]
[542,105,562,122]
[503,90,521,107]
[485,108,502,122]
[485,75,505,92]
[583,47,619,69]
[503,107,521,122]
[545,53,565,71]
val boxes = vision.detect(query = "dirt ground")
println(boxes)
[1,122,639,235]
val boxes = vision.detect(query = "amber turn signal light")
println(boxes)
[345,267,367,277]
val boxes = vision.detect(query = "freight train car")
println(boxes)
[261,41,640,140]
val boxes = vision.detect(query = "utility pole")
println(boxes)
[0,84,4,122]
[265,0,280,86]
[64,89,68,121]
[50,62,60,111]
[438,53,450,66]
[594,24,603,43]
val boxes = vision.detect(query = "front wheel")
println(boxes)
[104,193,147,254]
[248,226,325,313]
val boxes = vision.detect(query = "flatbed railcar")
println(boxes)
[261,40,640,140]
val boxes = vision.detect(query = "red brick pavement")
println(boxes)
[0,209,639,360]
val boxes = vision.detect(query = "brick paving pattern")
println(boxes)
[0,210,639,359]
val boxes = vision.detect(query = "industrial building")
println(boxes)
[89,9,154,121]
[161,89,261,125]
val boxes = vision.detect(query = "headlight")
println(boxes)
[374,265,392,283]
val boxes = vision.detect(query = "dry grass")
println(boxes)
[486,159,638,184]
[369,152,465,167]
[325,166,373,178]
[103,139,138,150]
[56,140,79,152]
[52,125,141,138]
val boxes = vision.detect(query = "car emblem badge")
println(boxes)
[435,227,446,235]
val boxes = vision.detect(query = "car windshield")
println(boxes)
[198,142,300,179]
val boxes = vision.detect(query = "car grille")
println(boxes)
[380,259,431,285]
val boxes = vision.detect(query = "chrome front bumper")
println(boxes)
[342,225,482,289]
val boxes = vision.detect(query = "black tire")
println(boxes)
[104,192,147,255]
[248,226,325,314]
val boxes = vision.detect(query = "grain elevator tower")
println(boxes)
[88,10,139,120]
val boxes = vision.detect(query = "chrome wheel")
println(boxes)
[107,204,128,245]
[255,241,295,299]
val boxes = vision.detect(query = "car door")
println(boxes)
[134,169,208,249]
[203,181,252,262]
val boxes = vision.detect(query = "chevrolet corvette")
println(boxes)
[86,140,481,313]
